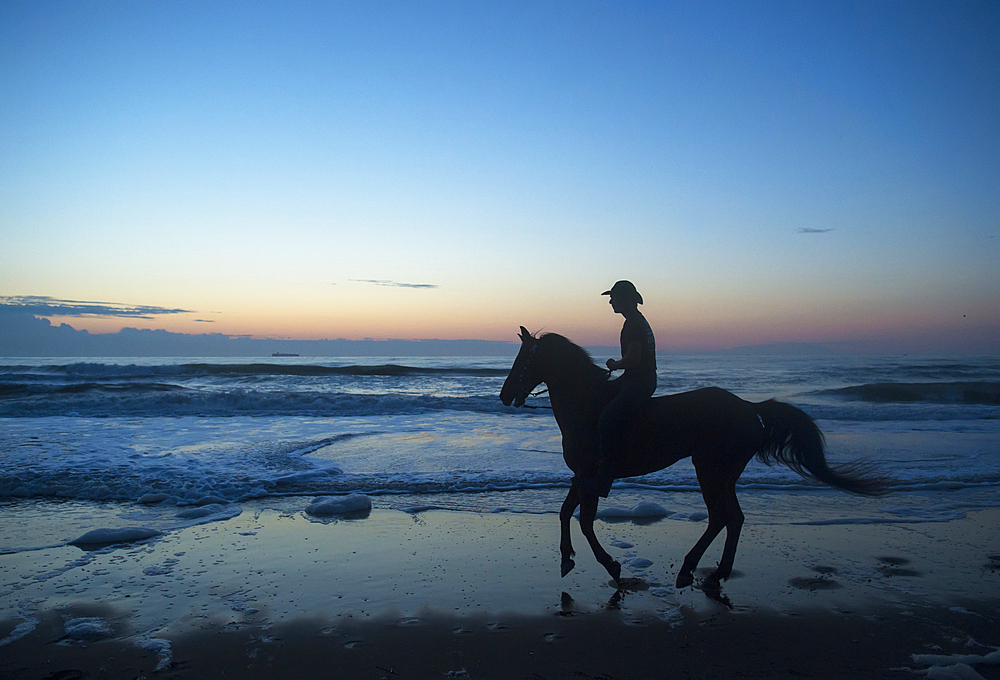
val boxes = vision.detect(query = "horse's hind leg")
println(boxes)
[676,463,728,589]
[678,453,753,590]
[559,484,581,577]
[709,485,745,586]
[708,452,755,588]
[676,494,726,589]
[578,492,621,583]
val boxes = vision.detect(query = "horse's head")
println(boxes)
[500,326,544,408]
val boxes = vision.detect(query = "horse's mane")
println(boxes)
[537,333,608,380]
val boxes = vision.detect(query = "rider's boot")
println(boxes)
[593,457,614,498]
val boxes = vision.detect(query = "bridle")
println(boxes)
[511,342,550,408]
[508,336,612,409]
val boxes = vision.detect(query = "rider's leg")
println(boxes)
[594,374,655,497]
[596,395,628,494]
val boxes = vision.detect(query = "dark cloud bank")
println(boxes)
[3,298,897,357]
[2,312,839,358]
[0,296,192,319]
[0,311,518,357]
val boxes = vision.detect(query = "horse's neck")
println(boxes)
[546,367,605,435]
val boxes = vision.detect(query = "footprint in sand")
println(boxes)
[984,555,1000,572]
[876,556,922,578]
[788,565,842,591]
[615,576,651,591]
[789,576,842,591]
[395,617,425,627]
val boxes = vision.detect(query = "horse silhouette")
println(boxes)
[500,327,886,591]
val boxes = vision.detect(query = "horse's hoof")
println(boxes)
[702,575,722,592]
[675,571,694,589]
[609,560,622,584]
[561,558,576,577]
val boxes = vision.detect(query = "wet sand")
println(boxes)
[3,505,1000,679]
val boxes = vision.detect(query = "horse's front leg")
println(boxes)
[559,482,581,577]
[578,491,621,584]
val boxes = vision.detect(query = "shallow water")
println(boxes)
[1,354,998,554]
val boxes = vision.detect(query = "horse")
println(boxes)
[499,327,886,592]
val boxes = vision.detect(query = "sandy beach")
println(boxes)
[3,503,999,679]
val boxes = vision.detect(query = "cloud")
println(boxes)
[797,228,836,234]
[351,279,439,289]
[0,296,192,319]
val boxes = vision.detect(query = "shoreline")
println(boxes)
[3,505,999,678]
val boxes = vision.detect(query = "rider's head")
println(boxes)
[602,280,642,311]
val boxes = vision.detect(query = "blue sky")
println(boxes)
[2,1,998,352]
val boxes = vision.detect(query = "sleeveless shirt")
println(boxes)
[620,311,656,378]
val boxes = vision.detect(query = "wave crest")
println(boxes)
[821,382,1000,405]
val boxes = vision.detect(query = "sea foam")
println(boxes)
[69,527,162,548]
[306,494,373,516]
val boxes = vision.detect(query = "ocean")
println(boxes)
[1,353,999,554]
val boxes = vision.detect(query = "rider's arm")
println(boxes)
[607,341,642,371]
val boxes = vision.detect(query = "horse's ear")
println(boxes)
[519,326,532,343]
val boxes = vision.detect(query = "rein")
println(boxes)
[520,386,551,409]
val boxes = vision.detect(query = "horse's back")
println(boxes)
[651,385,752,420]
[619,387,763,475]
[655,385,745,409]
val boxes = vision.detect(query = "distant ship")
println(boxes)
[271,352,299,357]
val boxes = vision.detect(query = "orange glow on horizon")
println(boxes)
[36,295,998,355]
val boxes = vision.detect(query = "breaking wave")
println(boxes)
[821,382,1000,405]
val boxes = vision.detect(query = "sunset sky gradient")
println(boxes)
[2,1,998,353]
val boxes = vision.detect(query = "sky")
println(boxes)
[2,0,998,353]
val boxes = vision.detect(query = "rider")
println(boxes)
[593,280,657,497]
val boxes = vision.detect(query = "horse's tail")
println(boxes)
[753,399,888,496]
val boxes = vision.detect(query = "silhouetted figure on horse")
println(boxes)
[590,280,657,498]
[500,326,886,593]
